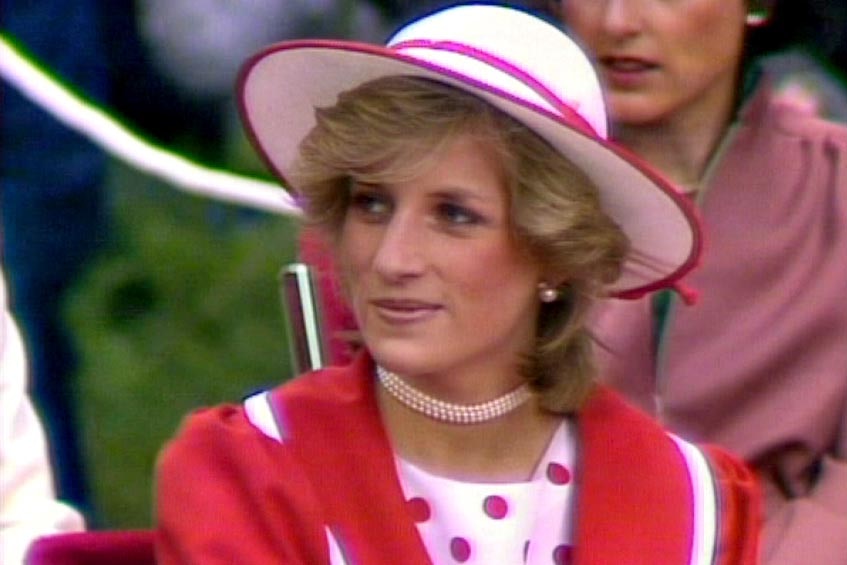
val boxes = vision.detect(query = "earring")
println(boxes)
[746,0,770,26]
[538,282,559,303]
[746,10,768,26]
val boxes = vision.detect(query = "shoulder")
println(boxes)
[743,82,847,145]
[578,386,710,503]
[159,352,375,468]
[730,82,847,217]
[581,386,759,500]
[164,352,376,453]
[579,385,667,437]
[155,399,327,524]
[155,404,330,563]
[156,402,270,480]
[578,387,761,564]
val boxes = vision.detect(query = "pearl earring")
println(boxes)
[538,282,559,303]
[746,0,770,26]
[746,10,769,26]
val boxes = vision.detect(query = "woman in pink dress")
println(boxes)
[541,1,847,562]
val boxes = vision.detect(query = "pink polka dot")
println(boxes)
[483,495,509,519]
[553,544,573,564]
[546,462,572,485]
[450,537,471,562]
[406,497,431,522]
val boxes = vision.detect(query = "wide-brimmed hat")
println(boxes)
[238,4,701,298]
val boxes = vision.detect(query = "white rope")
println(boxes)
[0,34,302,217]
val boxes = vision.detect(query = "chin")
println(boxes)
[365,339,445,377]
[606,96,671,127]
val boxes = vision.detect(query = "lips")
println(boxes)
[371,298,441,323]
[598,56,659,87]
[600,56,658,72]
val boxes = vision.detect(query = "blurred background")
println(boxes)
[2,0,846,529]
[2,0,481,530]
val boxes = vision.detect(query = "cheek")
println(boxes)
[335,224,372,301]
[675,3,745,73]
[560,5,600,47]
[337,217,376,268]
[452,242,538,300]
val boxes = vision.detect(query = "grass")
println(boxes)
[66,160,300,527]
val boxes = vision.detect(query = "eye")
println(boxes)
[349,188,392,222]
[437,202,484,227]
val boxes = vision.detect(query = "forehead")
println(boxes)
[383,133,510,197]
[354,126,512,190]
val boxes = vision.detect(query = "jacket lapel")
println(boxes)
[574,387,694,564]
[272,352,432,565]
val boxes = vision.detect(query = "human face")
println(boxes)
[337,134,542,391]
[560,0,747,127]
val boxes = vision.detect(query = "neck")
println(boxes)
[377,366,532,425]
[615,75,739,189]
[378,383,561,482]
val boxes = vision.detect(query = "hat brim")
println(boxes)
[238,40,701,298]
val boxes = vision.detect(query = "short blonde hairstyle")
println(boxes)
[290,76,628,413]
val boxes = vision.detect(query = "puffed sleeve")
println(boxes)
[154,404,328,564]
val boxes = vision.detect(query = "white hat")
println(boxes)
[238,4,701,298]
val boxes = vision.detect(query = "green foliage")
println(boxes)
[67,163,300,527]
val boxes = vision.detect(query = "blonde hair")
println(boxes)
[291,76,628,413]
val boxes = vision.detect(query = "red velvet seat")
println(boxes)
[25,530,155,565]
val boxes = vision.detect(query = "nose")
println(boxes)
[600,0,642,38]
[372,211,426,282]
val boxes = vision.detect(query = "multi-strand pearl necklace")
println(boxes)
[376,366,532,425]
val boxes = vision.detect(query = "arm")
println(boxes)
[760,122,847,565]
[0,273,84,565]
[154,405,328,564]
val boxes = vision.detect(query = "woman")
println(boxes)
[542,1,847,563]
[155,5,759,564]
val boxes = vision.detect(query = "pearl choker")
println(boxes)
[376,366,532,424]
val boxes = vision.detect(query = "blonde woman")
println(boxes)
[156,5,760,564]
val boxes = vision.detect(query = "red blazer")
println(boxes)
[155,353,760,564]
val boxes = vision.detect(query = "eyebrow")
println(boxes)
[429,187,492,204]
[361,181,502,209]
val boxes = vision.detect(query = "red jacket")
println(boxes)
[155,353,760,564]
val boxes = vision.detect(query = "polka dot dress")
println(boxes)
[397,420,577,564]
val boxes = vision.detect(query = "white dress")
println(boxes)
[396,420,577,565]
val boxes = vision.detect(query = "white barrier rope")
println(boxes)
[0,34,301,217]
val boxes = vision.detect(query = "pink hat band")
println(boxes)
[389,39,600,139]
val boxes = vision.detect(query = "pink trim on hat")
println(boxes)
[391,39,598,138]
